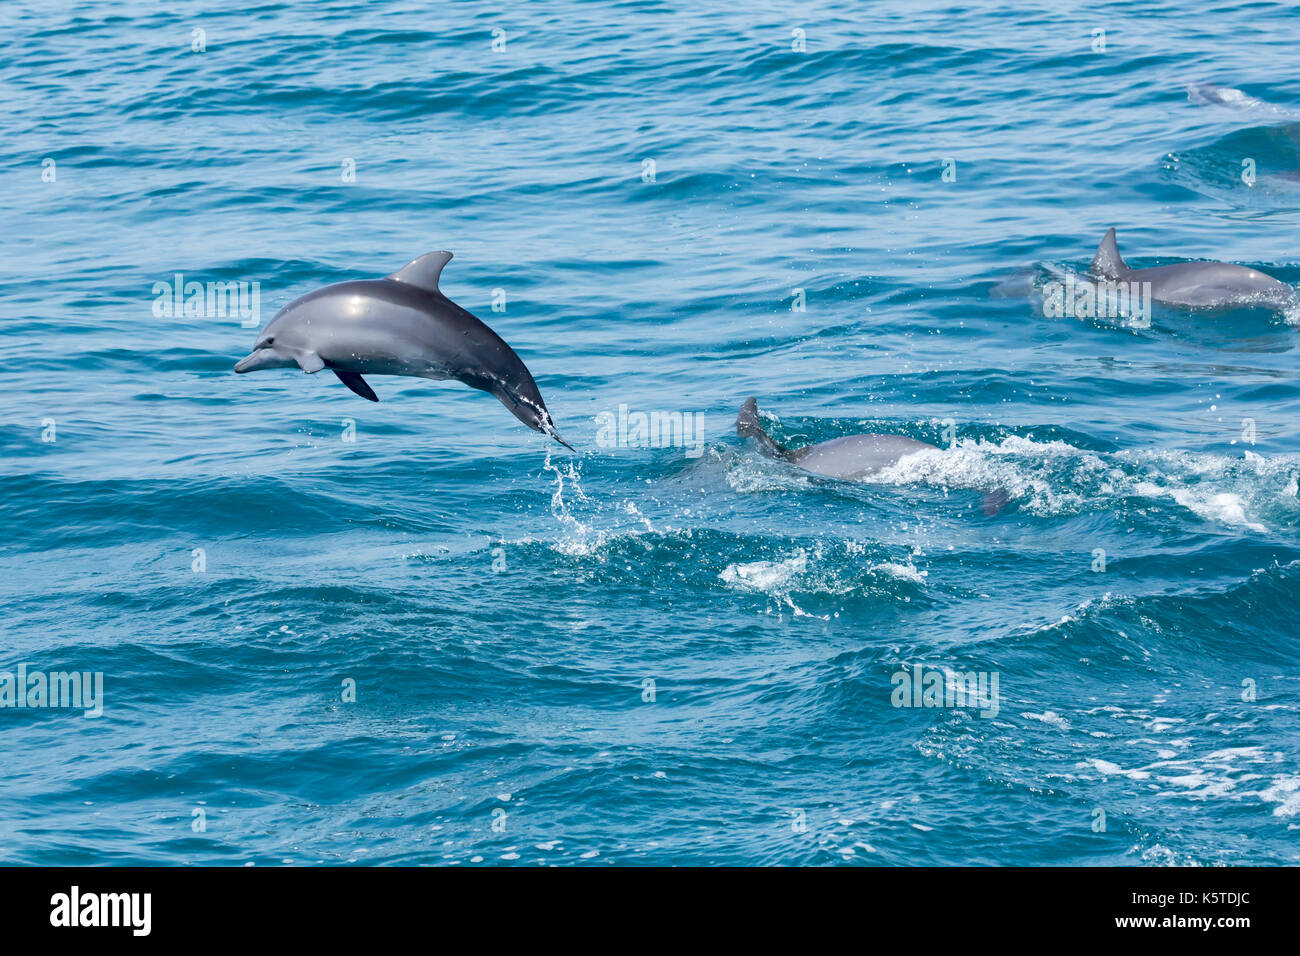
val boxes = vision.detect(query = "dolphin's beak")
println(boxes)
[234,349,269,373]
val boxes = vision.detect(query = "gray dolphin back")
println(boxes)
[737,397,935,478]
[385,252,572,446]
[736,398,1009,515]
[1090,228,1294,308]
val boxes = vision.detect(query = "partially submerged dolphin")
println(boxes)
[1184,83,1300,122]
[736,398,1008,515]
[1091,228,1294,309]
[235,251,572,449]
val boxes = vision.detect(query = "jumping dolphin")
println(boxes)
[234,252,572,449]
[1090,228,1294,309]
[736,398,1008,515]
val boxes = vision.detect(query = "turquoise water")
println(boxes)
[4,0,1300,865]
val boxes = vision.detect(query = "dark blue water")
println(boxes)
[3,0,1300,865]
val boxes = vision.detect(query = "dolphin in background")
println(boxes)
[235,251,572,449]
[1090,228,1294,309]
[1184,83,1300,122]
[736,398,1008,515]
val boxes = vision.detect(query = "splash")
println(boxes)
[718,544,929,618]
[540,446,661,558]
[870,435,1299,530]
[869,561,927,584]
[719,549,824,618]
[543,444,594,550]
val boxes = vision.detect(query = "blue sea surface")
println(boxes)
[3,0,1300,865]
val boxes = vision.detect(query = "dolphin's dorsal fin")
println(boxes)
[736,397,798,462]
[1091,228,1128,279]
[389,251,453,292]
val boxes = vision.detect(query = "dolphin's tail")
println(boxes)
[737,397,797,462]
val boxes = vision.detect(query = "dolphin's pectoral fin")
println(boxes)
[295,351,326,373]
[334,370,379,402]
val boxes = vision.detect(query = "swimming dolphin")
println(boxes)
[736,398,1008,515]
[1091,228,1294,309]
[234,251,572,449]
[1184,83,1300,122]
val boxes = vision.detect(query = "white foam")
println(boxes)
[719,550,808,591]
[1023,711,1070,730]
[1084,758,1151,780]
[1261,776,1300,818]
[1138,483,1267,533]
[870,434,1297,531]
[869,561,927,584]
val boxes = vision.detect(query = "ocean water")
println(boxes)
[3,0,1300,866]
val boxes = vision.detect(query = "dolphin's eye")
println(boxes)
[262,337,274,347]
